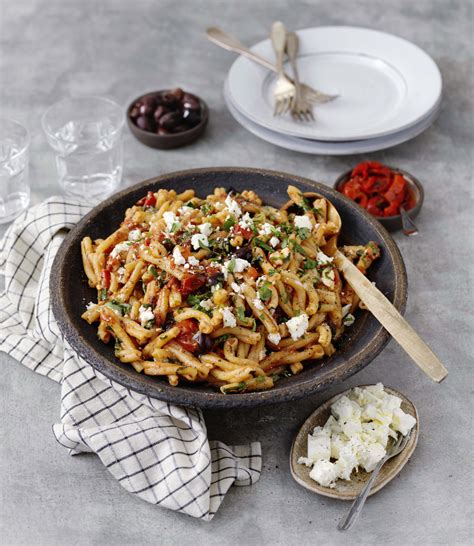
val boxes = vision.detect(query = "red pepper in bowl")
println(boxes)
[339,161,415,218]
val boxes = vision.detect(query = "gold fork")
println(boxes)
[270,21,295,116]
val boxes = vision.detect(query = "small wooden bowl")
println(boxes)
[127,90,209,150]
[290,385,419,500]
[334,168,424,232]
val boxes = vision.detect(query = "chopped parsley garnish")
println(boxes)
[213,334,231,345]
[170,222,180,233]
[302,259,318,271]
[254,238,272,252]
[185,200,198,209]
[200,203,212,215]
[290,240,307,255]
[148,265,158,277]
[222,216,236,231]
[236,306,247,322]
[258,283,272,301]
[98,288,107,301]
[296,227,310,240]
[268,268,277,276]
[227,257,236,273]
[106,300,131,316]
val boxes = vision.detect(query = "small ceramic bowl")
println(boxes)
[290,385,419,500]
[127,90,209,150]
[334,168,424,232]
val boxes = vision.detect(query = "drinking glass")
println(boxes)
[42,97,124,201]
[0,118,30,224]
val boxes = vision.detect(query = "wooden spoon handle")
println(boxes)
[335,251,448,383]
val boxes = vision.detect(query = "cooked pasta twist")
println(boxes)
[81,185,380,394]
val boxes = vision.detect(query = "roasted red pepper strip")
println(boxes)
[342,180,368,208]
[366,196,388,217]
[101,269,111,289]
[383,174,406,206]
[179,272,207,296]
[136,191,156,207]
[175,319,199,353]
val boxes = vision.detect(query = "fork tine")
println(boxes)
[275,98,284,116]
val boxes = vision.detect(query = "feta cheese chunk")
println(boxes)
[110,241,131,259]
[269,236,279,248]
[309,460,338,488]
[138,305,155,327]
[286,313,309,340]
[163,211,178,232]
[191,233,208,250]
[128,229,142,242]
[252,298,264,310]
[259,223,273,236]
[316,250,334,265]
[268,332,281,345]
[198,222,213,237]
[231,282,241,293]
[200,299,213,311]
[221,257,251,279]
[187,256,200,267]
[294,215,312,230]
[225,195,242,217]
[221,307,237,328]
[172,246,186,265]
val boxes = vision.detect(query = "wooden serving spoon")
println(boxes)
[284,189,448,383]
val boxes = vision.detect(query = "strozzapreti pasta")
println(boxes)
[81,185,380,394]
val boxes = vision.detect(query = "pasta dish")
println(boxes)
[81,185,380,394]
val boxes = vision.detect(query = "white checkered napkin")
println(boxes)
[0,197,262,521]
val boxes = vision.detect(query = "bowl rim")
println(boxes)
[51,167,408,408]
[126,89,209,140]
[333,166,424,220]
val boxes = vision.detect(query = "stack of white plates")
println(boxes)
[224,26,442,155]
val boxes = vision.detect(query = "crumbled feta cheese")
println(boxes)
[200,299,213,311]
[172,247,186,265]
[163,211,178,232]
[298,383,417,488]
[309,460,338,488]
[86,302,96,310]
[221,307,237,328]
[187,256,200,267]
[138,305,155,327]
[286,313,309,340]
[231,282,241,293]
[110,242,131,259]
[281,247,290,258]
[294,215,312,230]
[225,195,242,217]
[198,222,213,237]
[317,250,334,265]
[269,236,279,248]
[221,258,251,279]
[341,304,352,317]
[179,205,194,214]
[321,267,335,288]
[239,213,253,229]
[128,229,142,242]
[191,233,208,250]
[259,223,273,236]
[268,332,281,345]
[184,263,190,269]
[343,313,355,327]
[253,298,264,310]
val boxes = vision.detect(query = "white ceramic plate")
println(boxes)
[227,26,442,142]
[224,79,440,155]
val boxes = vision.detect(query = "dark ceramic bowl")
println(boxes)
[51,168,407,409]
[127,90,209,150]
[334,168,424,232]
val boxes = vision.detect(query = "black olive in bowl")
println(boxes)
[127,89,209,150]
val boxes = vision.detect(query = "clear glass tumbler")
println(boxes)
[0,118,30,224]
[42,97,124,201]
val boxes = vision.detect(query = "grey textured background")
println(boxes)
[0,0,473,545]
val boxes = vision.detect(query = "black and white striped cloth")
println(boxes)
[0,197,261,521]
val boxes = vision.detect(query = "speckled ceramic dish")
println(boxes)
[334,168,424,232]
[50,167,407,408]
[290,386,419,499]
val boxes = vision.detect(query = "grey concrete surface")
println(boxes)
[0,0,473,545]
